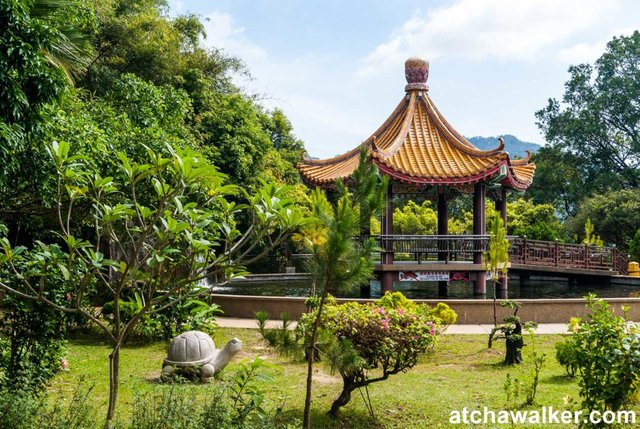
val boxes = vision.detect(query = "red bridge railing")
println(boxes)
[372,235,629,275]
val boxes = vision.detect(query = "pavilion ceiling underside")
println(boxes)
[298,89,535,191]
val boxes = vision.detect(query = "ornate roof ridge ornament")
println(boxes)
[405,57,429,92]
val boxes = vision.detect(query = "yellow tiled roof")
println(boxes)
[298,59,535,191]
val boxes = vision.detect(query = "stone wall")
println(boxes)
[211,294,640,324]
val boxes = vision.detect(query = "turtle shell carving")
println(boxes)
[165,330,216,366]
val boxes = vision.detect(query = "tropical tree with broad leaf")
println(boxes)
[0,141,306,427]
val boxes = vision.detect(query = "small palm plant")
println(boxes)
[485,212,510,329]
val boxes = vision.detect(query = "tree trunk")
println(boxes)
[106,344,121,428]
[302,288,329,429]
[329,376,356,417]
[504,323,523,365]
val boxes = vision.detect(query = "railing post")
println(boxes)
[554,239,559,267]
[585,244,590,269]
[611,246,617,272]
[523,236,528,265]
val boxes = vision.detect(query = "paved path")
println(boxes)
[217,317,569,334]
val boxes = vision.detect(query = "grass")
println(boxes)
[48,329,630,428]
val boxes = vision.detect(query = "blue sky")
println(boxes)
[171,0,640,159]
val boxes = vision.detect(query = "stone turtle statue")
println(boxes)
[162,330,242,381]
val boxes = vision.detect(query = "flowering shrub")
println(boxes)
[298,292,454,416]
[555,296,640,417]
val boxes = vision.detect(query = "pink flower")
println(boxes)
[65,292,73,301]
[397,308,405,315]
[429,328,436,336]
[380,319,390,330]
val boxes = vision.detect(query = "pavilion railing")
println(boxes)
[374,234,490,263]
[372,235,630,274]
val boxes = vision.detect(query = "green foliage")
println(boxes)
[427,302,458,325]
[557,295,640,416]
[0,382,97,429]
[503,350,545,409]
[393,200,438,235]
[255,312,299,358]
[0,0,92,187]
[375,291,457,325]
[630,229,640,261]
[297,294,444,415]
[199,93,272,186]
[526,146,587,218]
[488,301,537,365]
[583,218,604,247]
[103,296,222,341]
[0,141,305,422]
[485,212,509,327]
[567,189,640,248]
[485,212,510,278]
[0,0,75,125]
[507,198,563,241]
[0,247,88,391]
[151,357,282,428]
[555,341,577,377]
[536,31,640,207]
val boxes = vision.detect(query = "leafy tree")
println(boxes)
[583,218,604,247]
[0,0,93,184]
[393,200,438,235]
[536,31,640,197]
[629,229,640,261]
[261,108,305,184]
[0,141,305,425]
[198,93,272,186]
[566,189,640,248]
[507,198,563,241]
[526,146,587,218]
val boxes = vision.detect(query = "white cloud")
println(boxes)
[557,27,636,64]
[361,0,621,74]
[200,12,266,61]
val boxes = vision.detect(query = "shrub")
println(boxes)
[0,257,87,391]
[297,293,452,416]
[103,296,222,341]
[0,382,97,429]
[133,357,285,429]
[557,295,640,417]
[555,341,577,377]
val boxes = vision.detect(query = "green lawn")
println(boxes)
[49,330,628,428]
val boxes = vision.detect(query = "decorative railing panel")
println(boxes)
[372,235,630,274]
[375,235,489,263]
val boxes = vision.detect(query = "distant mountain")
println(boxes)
[466,134,541,158]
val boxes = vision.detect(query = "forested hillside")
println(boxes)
[467,134,540,158]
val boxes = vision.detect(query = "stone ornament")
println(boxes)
[162,330,242,381]
[405,57,429,91]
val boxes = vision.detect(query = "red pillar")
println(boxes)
[473,183,487,295]
[494,187,508,295]
[381,184,394,293]
[437,188,448,296]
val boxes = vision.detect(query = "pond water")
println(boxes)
[211,277,640,300]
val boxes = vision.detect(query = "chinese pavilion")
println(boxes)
[297,58,536,296]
